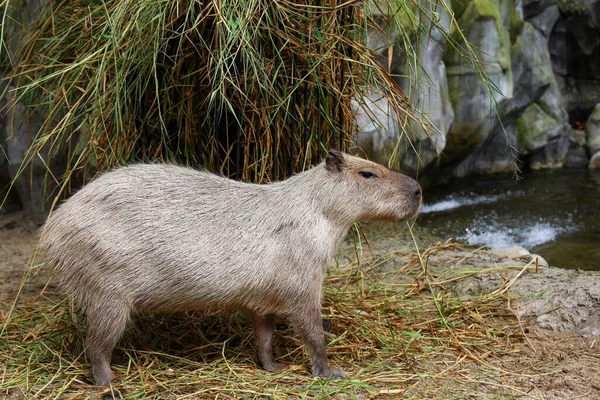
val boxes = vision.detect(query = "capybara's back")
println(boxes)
[41,164,294,313]
[39,150,422,387]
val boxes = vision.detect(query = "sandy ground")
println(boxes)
[345,222,600,399]
[1,214,600,399]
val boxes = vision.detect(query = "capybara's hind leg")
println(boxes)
[251,312,285,371]
[85,305,130,386]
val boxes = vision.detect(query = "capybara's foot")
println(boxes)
[327,368,348,379]
[312,365,348,379]
[263,361,287,371]
[92,363,115,387]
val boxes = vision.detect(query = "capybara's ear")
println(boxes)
[326,150,345,172]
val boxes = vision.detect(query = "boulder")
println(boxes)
[488,246,531,258]
[564,141,590,169]
[564,128,589,169]
[1,0,47,68]
[0,0,52,220]
[357,0,583,178]
[452,125,520,177]
[510,20,570,165]
[585,103,600,154]
[522,0,557,20]
[443,0,514,164]
[511,22,555,108]
[397,1,454,173]
[0,111,22,214]
[530,254,549,267]
[408,2,453,146]
[516,103,562,152]
[4,96,51,222]
[589,151,600,169]
[549,1,600,121]
[525,2,560,37]
[451,17,572,176]
[353,92,398,166]
[358,1,453,174]
[529,132,571,169]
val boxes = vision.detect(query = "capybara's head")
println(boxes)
[324,150,422,222]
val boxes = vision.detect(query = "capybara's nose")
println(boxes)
[414,186,422,201]
[410,179,422,202]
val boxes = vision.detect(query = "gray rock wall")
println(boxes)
[0,0,51,221]
[3,0,600,217]
[357,0,600,179]
[586,104,600,168]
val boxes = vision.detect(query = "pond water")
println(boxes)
[416,169,600,271]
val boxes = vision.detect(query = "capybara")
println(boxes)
[39,150,422,386]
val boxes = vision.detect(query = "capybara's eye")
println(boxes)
[359,171,378,179]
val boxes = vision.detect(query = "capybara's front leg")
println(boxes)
[292,306,348,379]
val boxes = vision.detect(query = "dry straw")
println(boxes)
[1,238,540,399]
[4,0,413,186]
[0,1,516,398]
[0,0,495,203]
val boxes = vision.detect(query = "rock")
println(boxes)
[525,2,560,37]
[588,151,600,169]
[365,14,401,74]
[452,125,520,177]
[529,132,571,169]
[445,246,600,333]
[585,103,600,154]
[359,2,453,174]
[0,77,23,214]
[564,143,590,169]
[522,0,557,20]
[549,2,600,121]
[564,130,590,168]
[556,0,599,55]
[519,270,600,332]
[488,246,531,258]
[511,22,555,109]
[516,103,564,153]
[4,96,50,222]
[0,0,54,220]
[0,120,22,214]
[530,254,549,268]
[443,0,513,164]
[353,92,399,166]
[397,2,453,173]
[510,21,572,168]
[1,0,47,68]
[451,18,571,177]
[445,0,599,177]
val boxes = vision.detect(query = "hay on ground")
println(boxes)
[0,241,541,399]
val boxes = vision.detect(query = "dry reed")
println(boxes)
[1,240,541,399]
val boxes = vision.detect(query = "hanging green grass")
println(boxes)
[4,0,416,186]
[1,0,495,204]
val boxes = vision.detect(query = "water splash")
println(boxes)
[417,170,600,270]
[420,192,521,214]
[463,222,565,250]
[420,190,571,250]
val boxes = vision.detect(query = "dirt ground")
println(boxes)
[1,214,600,399]
[344,222,600,399]
[0,213,48,301]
